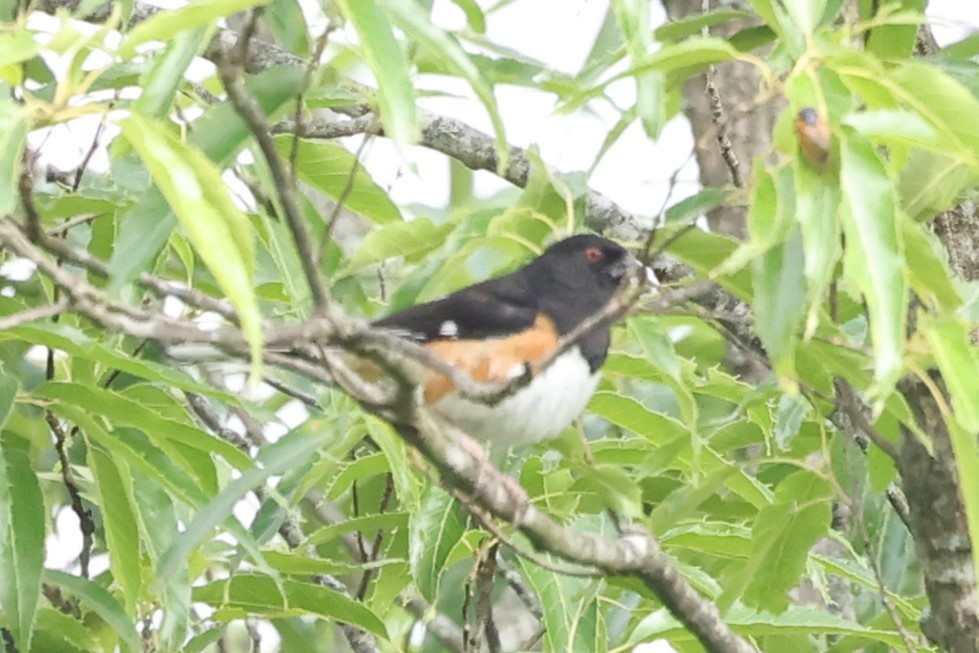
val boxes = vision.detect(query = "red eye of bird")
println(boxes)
[584,247,603,263]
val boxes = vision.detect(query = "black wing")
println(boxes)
[372,272,538,342]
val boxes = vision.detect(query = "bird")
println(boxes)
[371,234,637,452]
[795,107,831,171]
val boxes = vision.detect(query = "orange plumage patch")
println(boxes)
[422,314,559,404]
[795,107,831,171]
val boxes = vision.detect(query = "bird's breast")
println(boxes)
[429,347,600,451]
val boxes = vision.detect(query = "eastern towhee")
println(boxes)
[372,234,637,451]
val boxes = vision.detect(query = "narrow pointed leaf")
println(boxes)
[0,446,44,652]
[335,0,416,148]
[839,130,907,397]
[121,114,263,379]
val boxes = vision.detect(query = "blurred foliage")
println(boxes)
[1,0,978,652]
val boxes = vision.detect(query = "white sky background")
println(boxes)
[26,1,979,651]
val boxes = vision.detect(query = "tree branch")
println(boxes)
[0,298,69,329]
[396,415,758,653]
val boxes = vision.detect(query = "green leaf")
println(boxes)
[334,0,417,148]
[34,382,252,470]
[582,37,740,109]
[109,65,304,288]
[88,448,143,614]
[0,445,44,652]
[122,0,273,58]
[736,471,832,611]
[275,136,402,224]
[668,228,752,301]
[630,602,906,647]
[121,114,263,379]
[43,570,141,653]
[0,321,237,401]
[0,29,39,70]
[0,375,15,431]
[572,464,642,518]
[781,0,825,35]
[921,316,979,434]
[183,627,224,653]
[901,215,960,311]
[340,218,454,276]
[0,99,29,215]
[589,392,688,446]
[654,9,751,42]
[663,187,731,224]
[613,0,665,138]
[364,415,419,509]
[613,37,740,83]
[263,0,310,54]
[794,162,841,336]
[32,606,100,653]
[308,513,409,548]
[53,404,208,518]
[752,226,806,375]
[193,574,388,639]
[410,486,466,602]
[943,32,979,59]
[134,26,210,119]
[744,0,803,53]
[843,109,940,150]
[520,550,605,653]
[888,62,979,159]
[865,0,926,60]
[774,394,810,449]
[382,0,508,168]
[156,427,328,581]
[447,0,485,32]
[839,129,907,398]
[899,150,979,220]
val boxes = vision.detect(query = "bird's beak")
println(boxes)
[610,254,642,281]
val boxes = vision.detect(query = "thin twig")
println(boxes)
[19,151,42,241]
[190,370,381,653]
[701,0,743,189]
[72,110,110,192]
[834,379,900,461]
[497,558,543,622]
[886,484,913,532]
[0,298,69,329]
[446,485,601,579]
[217,44,330,311]
[642,148,697,265]
[355,473,394,600]
[46,213,100,236]
[853,491,919,652]
[27,225,238,320]
[319,128,376,266]
[45,413,95,578]
[289,24,337,176]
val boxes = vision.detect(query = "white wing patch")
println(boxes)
[438,320,460,338]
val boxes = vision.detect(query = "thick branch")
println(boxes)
[898,375,978,652]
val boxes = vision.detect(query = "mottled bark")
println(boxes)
[896,187,979,652]
[899,376,979,652]
[933,200,979,282]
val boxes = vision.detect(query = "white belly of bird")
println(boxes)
[431,348,600,451]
